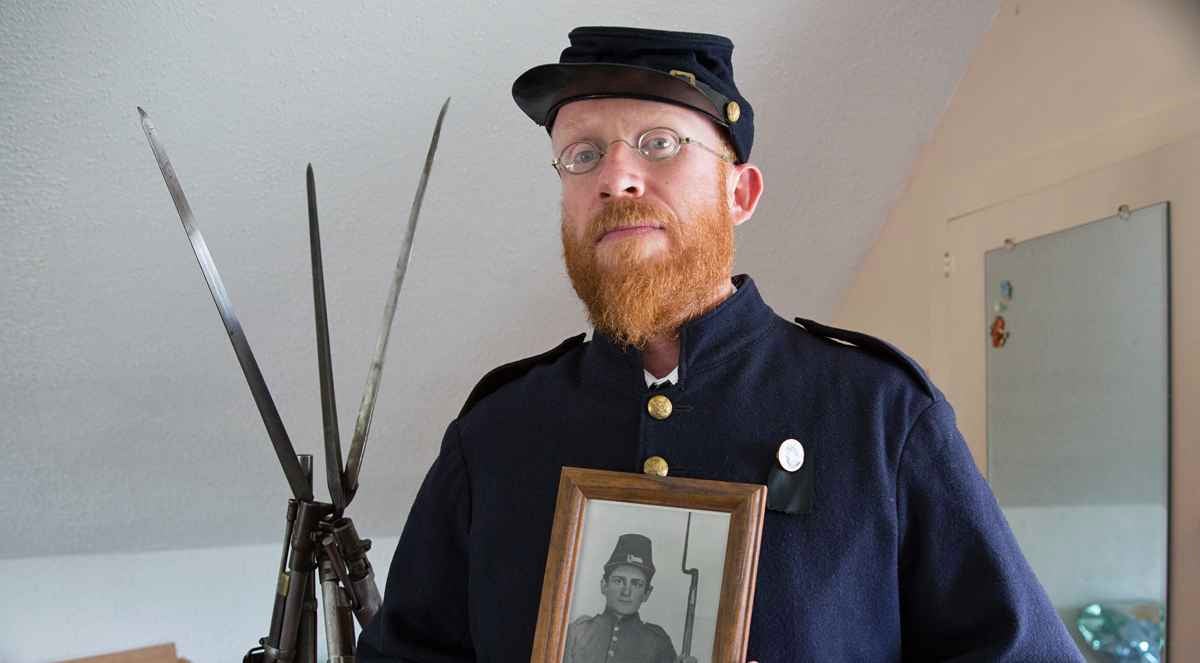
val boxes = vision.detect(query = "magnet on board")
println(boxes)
[990,315,1010,348]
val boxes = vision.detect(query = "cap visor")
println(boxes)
[513,62,726,128]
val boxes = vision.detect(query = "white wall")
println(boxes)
[0,537,398,662]
[836,0,1200,654]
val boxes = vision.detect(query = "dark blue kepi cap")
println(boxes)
[512,26,755,163]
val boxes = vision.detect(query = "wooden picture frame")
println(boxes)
[530,467,767,663]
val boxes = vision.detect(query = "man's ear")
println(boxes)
[644,583,653,600]
[728,162,764,227]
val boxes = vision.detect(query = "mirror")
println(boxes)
[985,202,1170,661]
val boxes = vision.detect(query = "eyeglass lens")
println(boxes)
[558,128,683,174]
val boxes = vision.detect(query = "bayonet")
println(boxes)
[342,97,450,503]
[306,165,347,512]
[139,107,312,502]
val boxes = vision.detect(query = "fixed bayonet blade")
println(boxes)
[307,164,347,512]
[139,107,312,502]
[343,97,450,503]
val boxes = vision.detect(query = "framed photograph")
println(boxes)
[530,467,767,663]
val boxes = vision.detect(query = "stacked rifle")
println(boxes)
[139,99,449,662]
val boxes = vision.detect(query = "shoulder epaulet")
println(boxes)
[793,317,935,398]
[458,333,587,418]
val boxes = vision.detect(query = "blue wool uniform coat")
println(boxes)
[358,275,1083,662]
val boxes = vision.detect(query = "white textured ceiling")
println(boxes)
[0,1,997,559]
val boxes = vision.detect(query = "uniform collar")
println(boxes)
[602,607,644,623]
[587,274,775,389]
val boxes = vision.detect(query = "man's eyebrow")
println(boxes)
[552,122,595,143]
[554,116,687,142]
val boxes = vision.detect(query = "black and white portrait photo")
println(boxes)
[563,500,730,663]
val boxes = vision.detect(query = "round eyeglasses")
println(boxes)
[552,127,735,175]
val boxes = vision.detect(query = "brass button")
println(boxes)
[647,394,673,420]
[643,456,669,477]
[725,100,741,123]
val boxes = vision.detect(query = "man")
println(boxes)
[359,26,1083,661]
[563,534,677,663]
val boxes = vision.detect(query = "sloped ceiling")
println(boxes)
[0,0,997,558]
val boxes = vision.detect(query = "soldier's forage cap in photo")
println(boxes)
[604,532,657,579]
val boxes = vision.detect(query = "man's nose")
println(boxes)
[597,141,645,200]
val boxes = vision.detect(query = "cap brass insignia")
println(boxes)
[670,69,697,87]
[725,100,741,123]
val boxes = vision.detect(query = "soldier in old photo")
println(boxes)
[563,534,684,663]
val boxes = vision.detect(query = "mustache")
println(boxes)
[589,199,677,242]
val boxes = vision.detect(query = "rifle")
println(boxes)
[681,512,700,659]
[139,98,449,661]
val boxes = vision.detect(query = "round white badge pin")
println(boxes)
[777,438,805,472]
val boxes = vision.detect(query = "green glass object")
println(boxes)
[1076,602,1165,662]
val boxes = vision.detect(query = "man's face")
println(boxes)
[552,98,739,349]
[601,564,651,615]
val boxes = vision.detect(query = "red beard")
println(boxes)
[561,175,735,349]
